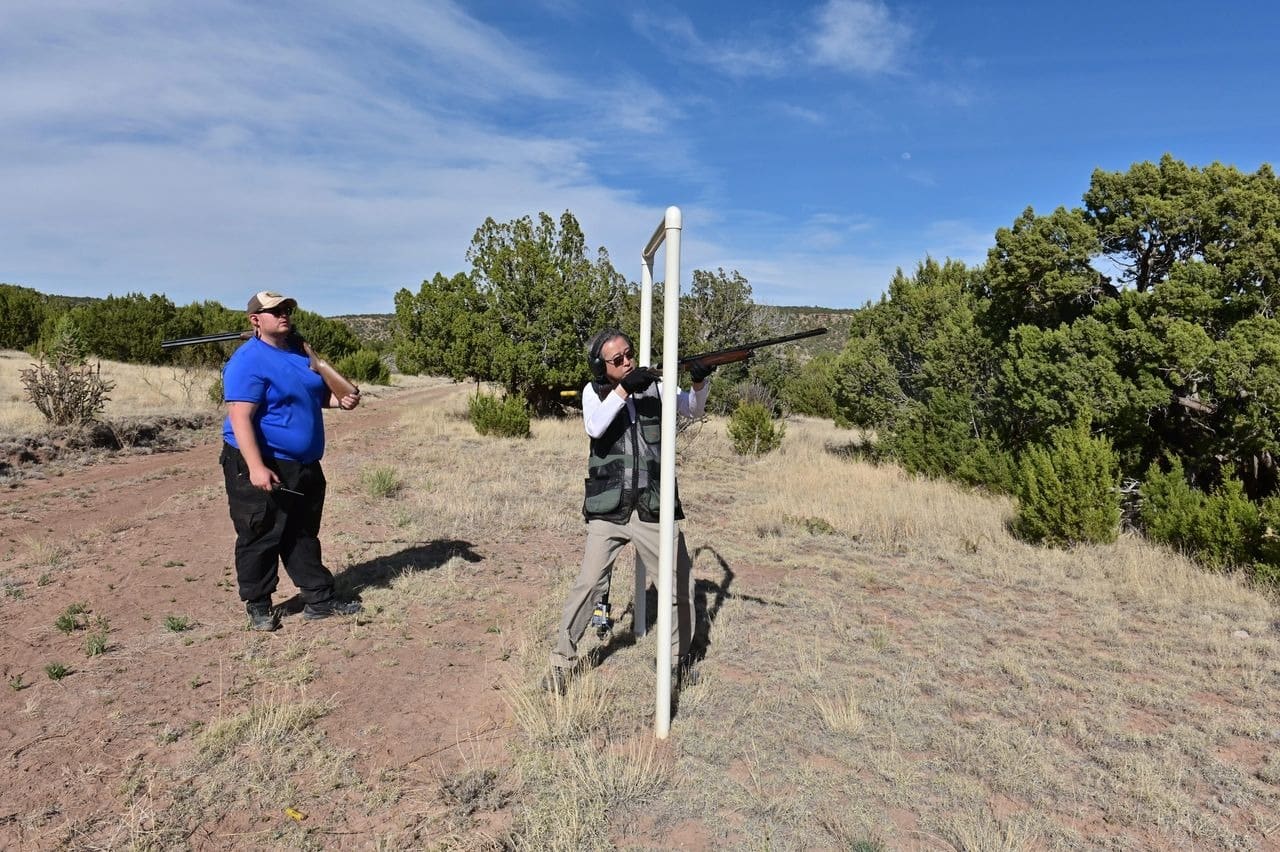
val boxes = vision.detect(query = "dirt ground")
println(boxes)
[0,382,548,848]
[10,380,1280,850]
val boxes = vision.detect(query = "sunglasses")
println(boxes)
[604,349,635,368]
[256,306,293,317]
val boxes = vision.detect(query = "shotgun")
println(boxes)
[664,326,828,373]
[160,330,360,401]
[563,326,830,399]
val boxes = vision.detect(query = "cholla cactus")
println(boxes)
[20,357,114,427]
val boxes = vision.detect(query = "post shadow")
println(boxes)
[279,539,482,613]
[585,544,784,716]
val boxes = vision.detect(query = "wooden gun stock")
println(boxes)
[300,341,360,401]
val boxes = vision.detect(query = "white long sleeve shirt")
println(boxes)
[582,380,709,438]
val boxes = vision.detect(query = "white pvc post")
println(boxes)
[641,206,681,740]
[634,254,654,640]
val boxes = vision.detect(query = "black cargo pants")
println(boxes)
[220,442,336,605]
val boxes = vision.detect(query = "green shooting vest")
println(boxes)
[582,384,683,523]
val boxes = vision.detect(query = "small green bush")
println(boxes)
[1140,457,1261,571]
[1012,419,1120,546]
[335,349,390,385]
[1254,496,1280,585]
[468,393,530,438]
[208,375,224,405]
[164,615,193,632]
[727,401,785,456]
[54,601,90,634]
[781,353,837,419]
[45,662,71,681]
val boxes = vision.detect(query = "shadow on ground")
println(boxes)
[584,544,785,716]
[333,538,483,597]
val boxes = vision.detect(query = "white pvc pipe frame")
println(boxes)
[637,206,681,739]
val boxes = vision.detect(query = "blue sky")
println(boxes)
[2,1,1277,316]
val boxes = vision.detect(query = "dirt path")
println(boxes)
[0,381,549,847]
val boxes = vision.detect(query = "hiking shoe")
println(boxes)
[541,666,570,696]
[302,599,362,621]
[245,599,276,632]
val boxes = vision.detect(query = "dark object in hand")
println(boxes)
[620,368,658,394]
[688,361,717,383]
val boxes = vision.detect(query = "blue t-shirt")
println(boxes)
[221,337,328,463]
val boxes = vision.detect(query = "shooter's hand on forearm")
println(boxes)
[688,361,717,387]
[619,368,658,396]
[332,390,361,410]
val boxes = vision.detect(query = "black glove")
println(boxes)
[619,367,657,395]
[688,361,717,384]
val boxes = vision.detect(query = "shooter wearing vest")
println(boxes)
[545,328,714,694]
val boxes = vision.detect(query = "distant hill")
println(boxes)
[756,305,856,358]
[330,313,394,344]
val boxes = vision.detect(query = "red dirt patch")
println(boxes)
[0,383,549,847]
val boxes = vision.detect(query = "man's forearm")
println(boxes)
[228,406,267,473]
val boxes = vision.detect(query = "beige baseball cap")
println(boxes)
[246,291,298,313]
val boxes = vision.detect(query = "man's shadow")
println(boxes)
[587,545,782,715]
[278,539,482,613]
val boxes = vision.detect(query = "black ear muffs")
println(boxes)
[587,328,630,383]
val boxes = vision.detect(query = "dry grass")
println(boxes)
[0,349,224,432]
[487,412,1280,849]
[10,373,1280,850]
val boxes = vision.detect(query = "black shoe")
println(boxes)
[245,599,276,632]
[302,599,362,621]
[541,666,570,696]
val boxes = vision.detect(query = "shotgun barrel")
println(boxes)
[158,330,359,401]
[673,326,828,369]
[160,330,251,349]
[645,326,830,375]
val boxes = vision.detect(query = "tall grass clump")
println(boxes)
[468,392,530,438]
[1012,418,1120,546]
[362,465,403,498]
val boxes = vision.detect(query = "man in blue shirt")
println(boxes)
[220,291,362,630]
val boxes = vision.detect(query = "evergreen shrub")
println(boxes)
[336,349,390,385]
[468,392,530,438]
[727,401,785,456]
[1012,419,1120,546]
[888,394,1017,493]
[1254,496,1280,585]
[1139,457,1261,571]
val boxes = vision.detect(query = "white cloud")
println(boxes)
[0,0,938,317]
[809,0,911,75]
[629,2,913,82]
[628,13,789,77]
[0,1,697,314]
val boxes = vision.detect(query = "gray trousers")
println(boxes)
[551,512,694,670]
